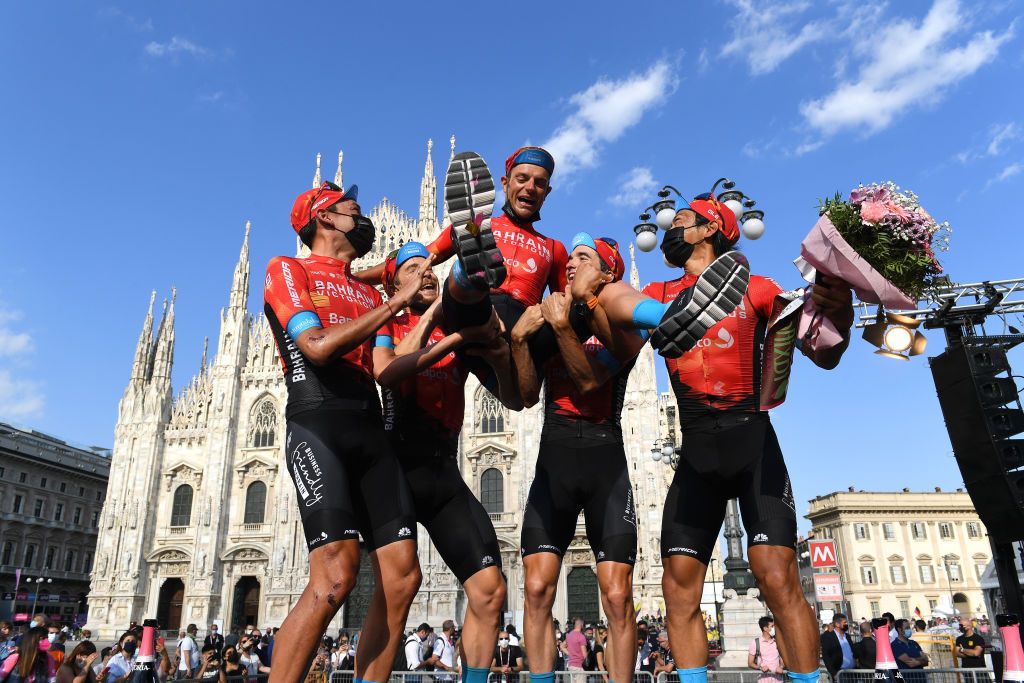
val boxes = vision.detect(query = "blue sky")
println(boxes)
[2,1,1023,526]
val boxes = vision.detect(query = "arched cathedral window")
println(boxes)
[249,399,277,448]
[477,390,507,434]
[480,468,503,514]
[170,485,193,527]
[244,481,267,524]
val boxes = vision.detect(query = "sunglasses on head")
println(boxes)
[309,181,347,222]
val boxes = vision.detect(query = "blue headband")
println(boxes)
[511,147,555,174]
[395,241,430,267]
[570,231,598,252]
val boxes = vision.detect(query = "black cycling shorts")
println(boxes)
[661,412,796,564]
[392,436,503,584]
[441,289,591,393]
[286,409,417,552]
[521,430,637,564]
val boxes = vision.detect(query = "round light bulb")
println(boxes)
[636,231,658,252]
[884,325,914,353]
[742,217,765,240]
[662,445,675,457]
[651,450,663,462]
[662,454,673,464]
[656,207,677,230]
[723,199,744,223]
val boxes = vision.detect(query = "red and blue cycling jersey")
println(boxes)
[642,274,782,422]
[542,335,635,441]
[264,253,383,416]
[427,211,569,306]
[375,310,467,441]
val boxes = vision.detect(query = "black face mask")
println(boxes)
[121,642,137,655]
[343,214,376,257]
[661,227,695,268]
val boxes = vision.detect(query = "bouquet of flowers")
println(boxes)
[795,182,951,349]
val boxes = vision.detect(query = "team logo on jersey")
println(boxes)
[752,533,769,543]
[523,257,538,274]
[714,328,735,349]
[398,527,412,538]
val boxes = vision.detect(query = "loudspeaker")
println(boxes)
[931,344,1024,543]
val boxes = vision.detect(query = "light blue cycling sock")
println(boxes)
[632,299,670,328]
[677,666,708,683]
[464,667,489,683]
[530,673,555,683]
[787,672,821,683]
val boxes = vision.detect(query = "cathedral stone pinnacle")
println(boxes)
[334,150,343,186]
[312,152,322,188]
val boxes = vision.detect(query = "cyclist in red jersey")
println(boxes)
[355,147,585,405]
[510,232,646,683]
[371,242,517,683]
[570,200,854,683]
[263,181,432,683]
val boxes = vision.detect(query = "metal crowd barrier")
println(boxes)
[328,672,458,683]
[836,668,995,683]
[658,670,827,683]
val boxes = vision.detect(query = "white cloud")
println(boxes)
[801,0,1014,136]
[145,36,212,59]
[986,122,1021,156]
[721,0,832,75]
[609,167,658,207]
[0,303,42,418]
[541,61,678,177]
[985,161,1023,189]
[99,7,153,32]
[0,370,44,419]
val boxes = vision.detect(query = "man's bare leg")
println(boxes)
[662,555,710,670]
[268,540,360,683]
[462,567,507,671]
[355,540,422,683]
[596,562,636,683]
[749,545,821,674]
[523,553,562,675]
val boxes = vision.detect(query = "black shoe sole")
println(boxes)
[444,151,505,289]
[651,251,750,358]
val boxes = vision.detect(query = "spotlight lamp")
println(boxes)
[862,309,927,360]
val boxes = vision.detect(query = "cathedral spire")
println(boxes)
[629,243,640,289]
[312,152,322,188]
[334,150,343,186]
[150,290,175,385]
[229,221,251,311]
[200,336,209,372]
[418,138,437,229]
[442,134,456,227]
[130,291,157,383]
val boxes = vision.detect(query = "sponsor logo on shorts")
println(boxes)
[667,547,698,555]
[344,529,359,535]
[289,441,325,508]
[782,479,795,511]
[310,531,329,547]
[481,555,494,567]
[623,488,637,528]
[398,527,412,538]
[538,544,561,553]
[752,533,769,543]
[597,551,606,560]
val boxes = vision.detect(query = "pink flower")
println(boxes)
[859,200,889,223]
